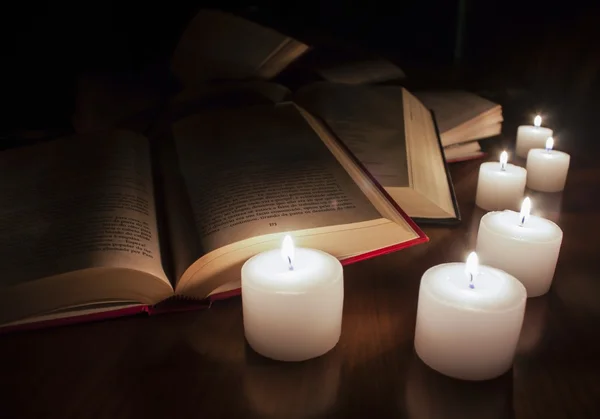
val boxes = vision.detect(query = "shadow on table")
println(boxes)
[525,189,564,224]
[517,296,550,355]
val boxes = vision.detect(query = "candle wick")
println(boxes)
[500,163,506,171]
[287,256,294,271]
[469,273,475,289]
[520,216,526,227]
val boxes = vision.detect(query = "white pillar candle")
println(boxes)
[242,235,343,361]
[475,198,563,297]
[475,151,527,211]
[526,137,570,192]
[516,115,553,158]
[414,252,527,381]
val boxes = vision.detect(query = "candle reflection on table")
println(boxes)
[517,296,550,354]
[243,346,341,418]
[525,189,564,224]
[404,354,514,419]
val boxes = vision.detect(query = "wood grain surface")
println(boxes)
[1,139,599,419]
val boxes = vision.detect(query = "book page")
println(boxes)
[171,9,308,88]
[414,90,502,135]
[0,131,168,287]
[297,83,456,220]
[295,83,410,188]
[400,89,456,218]
[448,122,502,144]
[318,59,406,85]
[168,104,383,273]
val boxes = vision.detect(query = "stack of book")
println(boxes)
[415,91,503,162]
[0,9,499,332]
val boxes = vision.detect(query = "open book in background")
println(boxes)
[414,91,503,162]
[278,40,407,88]
[72,9,308,134]
[295,82,460,224]
[171,9,309,101]
[307,48,406,85]
[442,141,485,163]
[169,80,460,224]
[317,58,405,85]
[0,103,425,332]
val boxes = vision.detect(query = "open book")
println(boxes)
[414,91,503,162]
[317,58,405,85]
[77,70,460,225]
[295,83,460,223]
[443,141,485,163]
[73,9,309,134]
[304,46,406,85]
[172,9,309,90]
[0,103,425,331]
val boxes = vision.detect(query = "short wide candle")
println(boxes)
[516,115,553,158]
[242,236,343,362]
[526,137,570,192]
[476,151,527,211]
[414,253,527,381]
[475,201,563,297]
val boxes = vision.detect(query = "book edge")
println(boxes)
[430,109,461,225]
[446,151,487,164]
[0,304,150,335]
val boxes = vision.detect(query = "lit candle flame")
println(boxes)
[534,115,542,127]
[500,150,508,170]
[465,252,479,289]
[520,197,531,226]
[281,235,295,270]
[545,136,554,151]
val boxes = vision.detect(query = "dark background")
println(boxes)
[2,0,599,150]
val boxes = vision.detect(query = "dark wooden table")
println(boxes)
[2,143,599,419]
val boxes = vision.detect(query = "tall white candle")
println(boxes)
[475,151,527,211]
[242,235,343,361]
[476,198,563,297]
[526,137,571,192]
[414,252,527,381]
[516,115,553,158]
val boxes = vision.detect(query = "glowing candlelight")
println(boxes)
[500,151,508,171]
[526,137,570,192]
[242,234,344,361]
[466,252,479,289]
[519,197,531,226]
[516,115,553,157]
[476,201,563,297]
[414,254,526,380]
[281,235,295,270]
[475,150,526,211]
